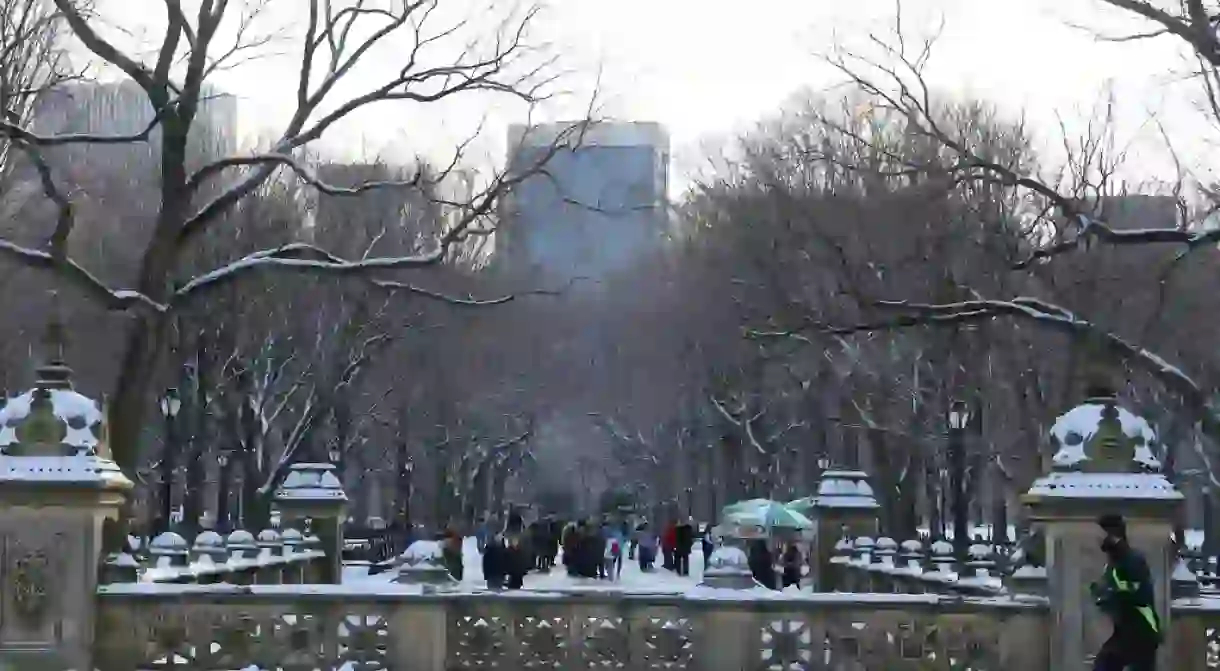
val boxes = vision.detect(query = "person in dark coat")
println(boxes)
[482,534,507,590]
[563,522,580,576]
[701,524,715,571]
[674,518,694,576]
[504,535,527,589]
[748,540,777,590]
[1090,514,1160,671]
[636,522,657,571]
[662,521,677,571]
[781,542,802,589]
[579,523,601,578]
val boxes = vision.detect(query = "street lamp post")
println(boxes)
[216,448,233,532]
[158,388,181,533]
[400,458,414,524]
[947,400,970,560]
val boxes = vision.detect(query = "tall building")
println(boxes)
[31,80,239,167]
[499,121,670,282]
[1095,195,1177,231]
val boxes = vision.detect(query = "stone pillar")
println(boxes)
[1021,391,1182,671]
[802,469,878,590]
[274,462,348,584]
[0,325,133,669]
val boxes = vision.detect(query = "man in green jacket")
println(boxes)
[1090,514,1161,671]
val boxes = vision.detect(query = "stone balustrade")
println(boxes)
[105,528,327,585]
[93,585,1050,670]
[827,533,1007,597]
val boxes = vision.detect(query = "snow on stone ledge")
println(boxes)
[274,462,347,501]
[0,455,129,486]
[0,389,103,451]
[1050,402,1160,470]
[1026,472,1183,500]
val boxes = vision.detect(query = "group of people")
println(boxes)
[655,518,715,576]
[476,512,562,590]
[561,519,630,579]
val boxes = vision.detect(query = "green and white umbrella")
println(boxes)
[787,497,817,515]
[722,499,813,531]
[722,498,773,515]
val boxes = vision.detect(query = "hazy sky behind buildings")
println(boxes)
[93,0,1202,189]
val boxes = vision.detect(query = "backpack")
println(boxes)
[608,539,621,558]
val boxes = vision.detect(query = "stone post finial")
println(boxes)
[36,290,73,391]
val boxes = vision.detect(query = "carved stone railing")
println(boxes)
[831,535,1007,597]
[111,528,326,585]
[1169,597,1220,668]
[94,586,1048,670]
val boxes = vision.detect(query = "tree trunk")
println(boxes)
[104,314,169,552]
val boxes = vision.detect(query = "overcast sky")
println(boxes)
[96,0,1204,186]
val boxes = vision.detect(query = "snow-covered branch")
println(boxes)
[709,394,771,455]
[757,294,1220,446]
[816,3,1220,270]
[0,239,164,311]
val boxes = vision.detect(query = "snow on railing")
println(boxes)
[105,528,326,585]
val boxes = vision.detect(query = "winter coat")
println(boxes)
[781,545,802,587]
[1092,541,1161,644]
[604,534,624,559]
[562,525,578,564]
[662,524,677,551]
[579,532,602,577]
[748,541,776,590]
[504,543,527,589]
[675,523,694,555]
[483,538,506,588]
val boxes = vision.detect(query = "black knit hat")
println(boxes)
[1097,513,1126,537]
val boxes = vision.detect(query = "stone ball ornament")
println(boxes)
[0,305,131,496]
[1048,391,1161,472]
[0,354,105,457]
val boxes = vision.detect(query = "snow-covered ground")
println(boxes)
[344,536,708,592]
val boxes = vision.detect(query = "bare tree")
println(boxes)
[0,0,593,488]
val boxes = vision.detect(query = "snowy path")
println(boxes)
[344,537,707,593]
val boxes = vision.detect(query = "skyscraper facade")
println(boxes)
[499,121,670,283]
[31,80,239,168]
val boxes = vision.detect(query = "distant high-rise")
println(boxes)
[1095,195,1177,231]
[499,121,670,282]
[31,81,239,167]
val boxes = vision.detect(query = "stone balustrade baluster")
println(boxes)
[870,536,898,592]
[303,531,324,583]
[256,528,284,584]
[896,539,924,593]
[1171,555,1200,599]
[956,543,1000,596]
[148,531,190,583]
[827,535,854,591]
[849,536,874,592]
[226,530,258,585]
[921,540,956,593]
[281,528,306,584]
[189,530,227,584]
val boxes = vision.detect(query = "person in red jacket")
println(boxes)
[662,521,678,571]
